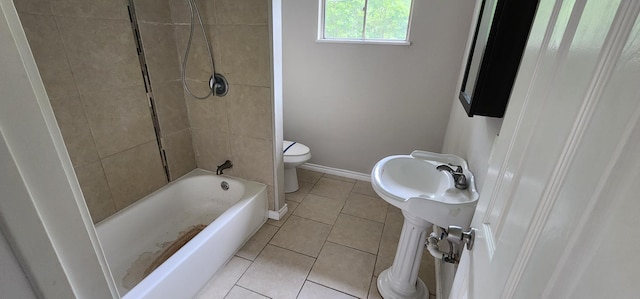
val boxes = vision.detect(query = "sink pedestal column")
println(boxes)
[378,211,430,299]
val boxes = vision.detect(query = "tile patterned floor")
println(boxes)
[195,169,437,299]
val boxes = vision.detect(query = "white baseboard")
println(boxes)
[268,203,288,220]
[299,163,371,182]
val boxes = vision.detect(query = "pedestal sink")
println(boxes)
[371,150,479,299]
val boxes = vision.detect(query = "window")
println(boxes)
[318,0,413,44]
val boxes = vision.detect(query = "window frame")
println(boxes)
[317,0,414,46]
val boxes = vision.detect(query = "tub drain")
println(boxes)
[221,181,229,191]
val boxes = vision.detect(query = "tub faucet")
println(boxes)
[216,160,233,175]
[436,164,468,190]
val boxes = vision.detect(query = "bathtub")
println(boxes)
[95,169,268,298]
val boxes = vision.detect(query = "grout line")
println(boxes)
[324,240,377,257]
[233,285,271,298]
[266,243,319,260]
[303,280,360,298]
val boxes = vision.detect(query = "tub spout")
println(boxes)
[216,160,233,175]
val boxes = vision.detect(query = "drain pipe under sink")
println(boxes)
[426,232,447,260]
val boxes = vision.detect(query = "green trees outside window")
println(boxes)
[323,0,413,41]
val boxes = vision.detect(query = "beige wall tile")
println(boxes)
[227,85,272,140]
[235,223,278,261]
[308,242,376,298]
[139,23,181,83]
[184,88,228,130]
[195,257,252,299]
[237,245,315,299]
[230,136,273,185]
[49,0,129,19]
[215,0,268,25]
[153,80,190,134]
[328,214,384,255]
[182,79,215,100]
[74,161,115,223]
[270,215,331,257]
[174,24,223,81]
[19,14,76,99]
[82,86,156,158]
[14,0,52,15]
[57,17,142,95]
[163,129,196,180]
[169,0,217,25]
[191,128,231,172]
[266,184,274,210]
[102,141,167,210]
[217,25,270,87]
[48,95,99,167]
[132,0,172,24]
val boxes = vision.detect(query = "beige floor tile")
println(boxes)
[298,281,357,299]
[352,180,379,197]
[270,215,332,257]
[237,245,315,299]
[323,173,356,183]
[368,276,383,299]
[375,207,404,276]
[420,248,437,294]
[224,286,268,299]
[266,200,299,227]
[293,194,344,225]
[194,257,251,299]
[285,181,314,203]
[236,223,278,261]
[297,168,323,184]
[342,193,389,223]
[308,242,375,298]
[328,214,384,254]
[309,177,354,201]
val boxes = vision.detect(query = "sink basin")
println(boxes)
[371,150,479,229]
[373,150,479,299]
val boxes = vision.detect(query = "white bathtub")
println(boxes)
[95,169,268,298]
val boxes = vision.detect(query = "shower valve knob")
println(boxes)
[446,226,476,251]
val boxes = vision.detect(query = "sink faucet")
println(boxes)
[216,160,233,175]
[436,164,468,190]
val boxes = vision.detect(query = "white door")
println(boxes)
[450,0,640,298]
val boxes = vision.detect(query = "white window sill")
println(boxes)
[315,39,411,46]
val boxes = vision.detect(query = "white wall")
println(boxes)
[0,0,116,297]
[282,0,476,174]
[0,229,37,299]
[441,104,502,192]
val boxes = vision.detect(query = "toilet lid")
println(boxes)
[283,140,310,156]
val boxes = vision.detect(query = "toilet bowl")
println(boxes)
[283,140,311,193]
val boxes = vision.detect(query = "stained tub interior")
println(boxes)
[95,169,264,296]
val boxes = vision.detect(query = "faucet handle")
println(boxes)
[455,175,468,190]
[448,163,463,173]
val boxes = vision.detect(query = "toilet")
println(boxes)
[283,140,311,193]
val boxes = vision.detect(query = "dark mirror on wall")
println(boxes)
[459,0,539,118]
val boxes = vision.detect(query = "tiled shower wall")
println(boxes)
[162,0,276,208]
[14,0,169,223]
[15,0,275,222]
